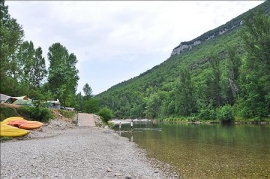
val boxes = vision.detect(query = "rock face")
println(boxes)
[170,0,270,57]
[171,21,242,56]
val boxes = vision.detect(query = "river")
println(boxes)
[113,121,270,178]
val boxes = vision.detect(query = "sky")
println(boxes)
[6,1,264,95]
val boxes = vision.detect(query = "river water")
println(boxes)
[113,121,270,178]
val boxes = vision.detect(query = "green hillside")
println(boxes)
[96,1,270,122]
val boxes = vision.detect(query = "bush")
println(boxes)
[216,105,234,123]
[16,107,31,119]
[108,121,115,128]
[22,106,53,123]
[60,109,76,119]
[197,108,216,120]
[98,107,113,124]
[0,107,20,121]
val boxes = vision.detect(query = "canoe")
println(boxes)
[8,120,27,127]
[2,116,26,124]
[19,121,43,130]
[0,122,30,137]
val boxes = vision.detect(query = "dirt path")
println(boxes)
[77,113,96,127]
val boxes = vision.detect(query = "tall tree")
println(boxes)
[238,9,270,118]
[17,41,35,95]
[47,43,79,106]
[83,83,92,100]
[76,92,84,111]
[32,47,47,88]
[226,45,241,105]
[207,52,222,108]
[0,0,24,94]
[177,67,196,116]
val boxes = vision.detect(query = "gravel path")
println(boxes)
[1,119,179,179]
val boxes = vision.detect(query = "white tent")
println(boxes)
[0,94,11,103]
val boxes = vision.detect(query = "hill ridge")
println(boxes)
[171,1,269,56]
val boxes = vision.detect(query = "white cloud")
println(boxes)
[6,1,264,94]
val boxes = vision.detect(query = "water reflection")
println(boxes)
[129,132,133,142]
[114,121,270,178]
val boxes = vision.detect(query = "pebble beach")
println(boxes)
[1,119,179,179]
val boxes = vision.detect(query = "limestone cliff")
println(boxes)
[171,1,269,56]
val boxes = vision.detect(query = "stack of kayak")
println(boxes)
[0,117,43,137]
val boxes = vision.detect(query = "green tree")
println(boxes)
[0,0,24,95]
[32,47,47,88]
[225,45,241,105]
[83,98,99,113]
[17,41,35,95]
[144,93,160,119]
[83,83,92,100]
[207,52,222,108]
[98,107,113,124]
[47,43,79,107]
[76,92,84,111]
[237,9,270,118]
[177,67,196,116]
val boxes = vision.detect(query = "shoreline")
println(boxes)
[1,119,180,178]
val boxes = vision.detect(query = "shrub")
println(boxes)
[108,121,115,128]
[98,107,113,124]
[22,106,53,123]
[16,107,31,119]
[197,108,216,120]
[216,105,234,123]
[60,109,76,119]
[0,107,20,121]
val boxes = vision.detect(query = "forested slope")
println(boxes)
[96,1,270,122]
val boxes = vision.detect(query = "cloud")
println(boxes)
[6,1,263,94]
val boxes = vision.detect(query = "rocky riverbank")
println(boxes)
[1,119,180,178]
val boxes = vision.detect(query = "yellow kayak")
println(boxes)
[2,116,26,124]
[0,122,30,137]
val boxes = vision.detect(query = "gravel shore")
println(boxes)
[1,119,179,179]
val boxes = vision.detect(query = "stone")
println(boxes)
[114,173,122,176]
[107,167,112,172]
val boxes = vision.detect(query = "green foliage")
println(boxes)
[83,83,93,99]
[47,43,79,107]
[108,121,115,128]
[0,106,20,121]
[197,108,216,120]
[59,109,76,119]
[16,107,31,119]
[225,44,242,105]
[237,8,270,118]
[83,98,99,113]
[216,105,234,123]
[0,0,24,95]
[32,47,47,88]
[177,67,196,116]
[98,107,113,124]
[22,106,53,122]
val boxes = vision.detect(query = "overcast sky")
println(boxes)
[6,1,264,95]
